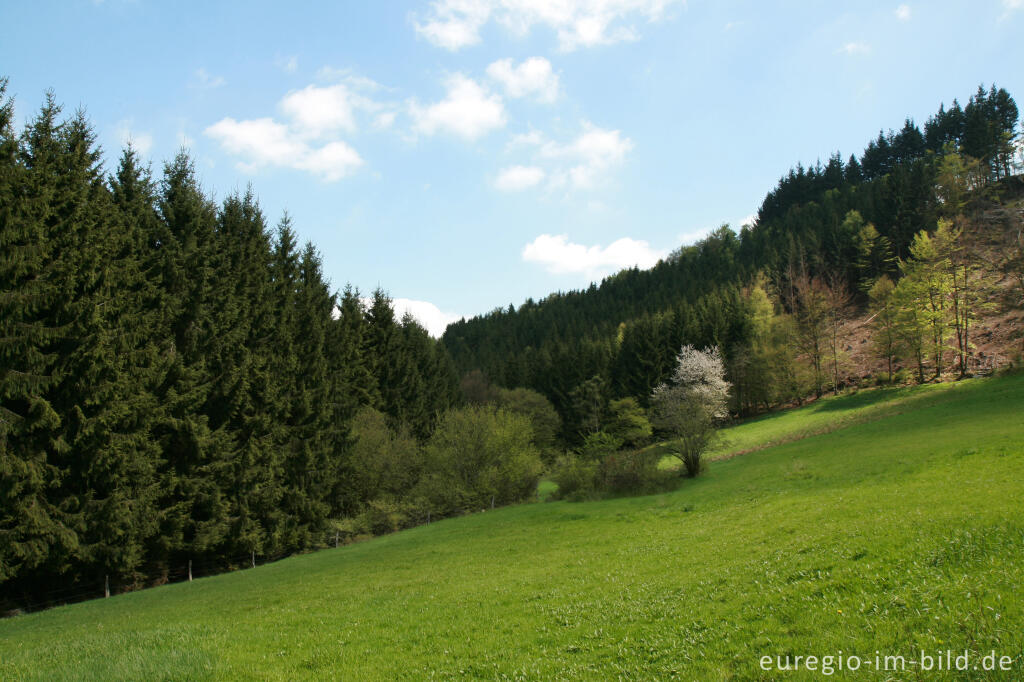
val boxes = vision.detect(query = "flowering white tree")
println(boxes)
[651,345,730,477]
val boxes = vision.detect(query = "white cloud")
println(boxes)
[415,0,681,51]
[115,120,153,155]
[523,234,666,277]
[486,57,559,102]
[409,74,506,140]
[495,164,546,191]
[193,67,225,89]
[370,298,461,337]
[837,41,871,56]
[205,68,397,181]
[894,4,911,20]
[499,122,633,192]
[280,84,362,137]
[373,111,397,129]
[414,0,491,50]
[316,66,386,92]
[295,141,364,181]
[1003,0,1022,9]
[507,129,545,148]
[541,122,633,189]
[205,117,363,181]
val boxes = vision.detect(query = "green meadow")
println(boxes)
[2,374,1023,680]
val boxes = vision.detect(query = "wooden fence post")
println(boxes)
[104,574,110,599]
[188,559,193,582]
[251,551,256,569]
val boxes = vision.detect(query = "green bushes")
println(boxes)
[338,405,544,539]
[418,406,543,514]
[549,455,598,501]
[598,449,672,495]
[551,447,674,500]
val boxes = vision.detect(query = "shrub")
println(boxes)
[356,497,416,535]
[605,397,653,447]
[578,430,623,461]
[549,454,598,501]
[416,406,543,515]
[599,449,672,495]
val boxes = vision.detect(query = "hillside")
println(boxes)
[442,85,1023,440]
[2,373,1022,680]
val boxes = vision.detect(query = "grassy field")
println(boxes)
[2,374,1023,680]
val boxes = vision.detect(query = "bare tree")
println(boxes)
[650,346,730,477]
[824,272,852,394]
[787,273,831,397]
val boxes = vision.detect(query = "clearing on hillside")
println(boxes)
[1,374,1022,680]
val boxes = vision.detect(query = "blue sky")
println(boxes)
[2,1,1022,335]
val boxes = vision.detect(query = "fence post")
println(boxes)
[334,531,339,548]
[426,510,431,524]
[188,559,193,582]
[251,551,256,569]
[104,574,110,599]
[490,495,495,510]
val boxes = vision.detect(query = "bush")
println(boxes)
[578,430,623,461]
[893,368,912,384]
[416,406,543,515]
[605,398,653,447]
[599,449,673,495]
[356,497,416,535]
[549,454,598,501]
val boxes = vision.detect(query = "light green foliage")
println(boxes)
[2,374,1022,679]
[495,387,562,461]
[896,224,956,380]
[577,430,623,461]
[868,275,899,382]
[416,405,543,515]
[347,407,422,505]
[934,144,985,215]
[548,454,598,501]
[604,397,653,447]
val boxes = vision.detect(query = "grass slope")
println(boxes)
[2,375,1023,680]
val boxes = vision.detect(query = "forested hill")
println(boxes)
[0,82,463,609]
[442,84,1022,433]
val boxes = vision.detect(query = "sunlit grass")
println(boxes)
[1,374,1022,680]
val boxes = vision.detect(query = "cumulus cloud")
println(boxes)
[495,164,546,191]
[486,57,559,102]
[409,74,506,140]
[540,122,633,189]
[894,4,911,20]
[205,117,363,181]
[205,68,397,181]
[415,0,681,51]
[837,41,871,56]
[498,122,633,192]
[392,298,463,337]
[280,84,363,136]
[523,234,666,277]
